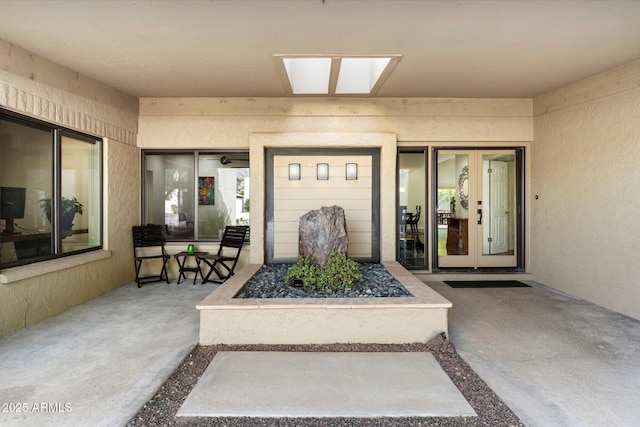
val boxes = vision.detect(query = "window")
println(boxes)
[143,151,249,241]
[0,109,102,269]
[397,150,427,269]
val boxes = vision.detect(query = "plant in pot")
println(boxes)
[39,196,84,230]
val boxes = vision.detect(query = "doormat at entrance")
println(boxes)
[445,280,530,288]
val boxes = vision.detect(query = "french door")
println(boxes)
[435,149,522,269]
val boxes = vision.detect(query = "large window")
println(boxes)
[143,151,249,241]
[0,110,102,268]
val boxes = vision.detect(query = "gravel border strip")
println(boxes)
[127,341,525,427]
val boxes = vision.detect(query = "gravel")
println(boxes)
[127,264,525,426]
[235,263,412,299]
[127,340,525,427]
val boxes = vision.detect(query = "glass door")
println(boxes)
[478,151,517,267]
[436,151,474,268]
[435,149,519,269]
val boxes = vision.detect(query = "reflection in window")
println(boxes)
[143,151,249,241]
[198,154,249,239]
[60,135,101,253]
[144,153,195,241]
[0,110,102,269]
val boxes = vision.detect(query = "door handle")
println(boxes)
[477,208,483,225]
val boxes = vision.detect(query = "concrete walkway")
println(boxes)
[178,351,475,418]
[429,281,640,427]
[1,279,639,426]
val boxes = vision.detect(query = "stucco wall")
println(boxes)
[139,97,533,265]
[532,59,640,321]
[0,40,140,337]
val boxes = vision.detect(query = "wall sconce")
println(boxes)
[346,163,358,180]
[288,163,301,180]
[317,163,329,180]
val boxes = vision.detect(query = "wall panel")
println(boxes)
[272,155,373,260]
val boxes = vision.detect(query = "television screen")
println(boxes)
[1,186,26,235]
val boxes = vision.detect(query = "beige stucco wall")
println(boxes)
[0,40,140,337]
[532,59,640,321]
[139,97,533,265]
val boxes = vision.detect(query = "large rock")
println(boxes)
[298,205,348,266]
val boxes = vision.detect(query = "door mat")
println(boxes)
[445,280,530,288]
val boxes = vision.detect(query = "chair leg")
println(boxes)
[135,259,143,288]
[161,258,169,284]
[200,258,216,284]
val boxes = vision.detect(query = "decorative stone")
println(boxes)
[426,332,456,353]
[298,205,349,266]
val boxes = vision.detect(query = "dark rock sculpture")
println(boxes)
[298,205,348,266]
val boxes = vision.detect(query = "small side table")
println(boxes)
[174,251,208,284]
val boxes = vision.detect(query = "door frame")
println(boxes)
[431,147,526,272]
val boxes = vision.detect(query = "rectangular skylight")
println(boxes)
[282,57,331,94]
[335,57,392,94]
[275,54,401,96]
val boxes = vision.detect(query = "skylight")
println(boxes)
[282,57,332,94]
[335,57,391,94]
[275,55,401,95]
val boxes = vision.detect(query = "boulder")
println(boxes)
[298,205,348,266]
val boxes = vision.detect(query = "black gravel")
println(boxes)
[127,341,526,427]
[235,263,412,299]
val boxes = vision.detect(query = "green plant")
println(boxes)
[39,196,84,230]
[319,251,362,290]
[39,196,84,218]
[286,251,362,291]
[286,255,321,290]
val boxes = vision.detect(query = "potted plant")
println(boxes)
[39,196,84,230]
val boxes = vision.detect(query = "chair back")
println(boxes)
[132,225,167,252]
[217,225,249,255]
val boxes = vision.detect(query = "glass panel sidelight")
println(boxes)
[397,151,426,269]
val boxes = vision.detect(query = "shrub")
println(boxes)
[286,251,362,291]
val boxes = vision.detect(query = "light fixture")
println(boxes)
[288,163,301,180]
[274,54,402,95]
[317,163,329,180]
[346,163,358,180]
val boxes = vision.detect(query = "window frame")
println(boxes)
[0,108,103,269]
[141,149,250,242]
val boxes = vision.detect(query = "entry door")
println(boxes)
[436,149,518,269]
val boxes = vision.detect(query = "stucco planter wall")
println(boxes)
[197,262,452,345]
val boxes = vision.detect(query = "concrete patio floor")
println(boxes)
[1,278,639,426]
[428,280,640,427]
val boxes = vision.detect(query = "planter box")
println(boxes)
[197,261,452,345]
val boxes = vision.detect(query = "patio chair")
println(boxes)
[132,224,170,287]
[406,205,421,235]
[198,225,248,284]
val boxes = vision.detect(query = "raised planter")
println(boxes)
[196,261,452,345]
